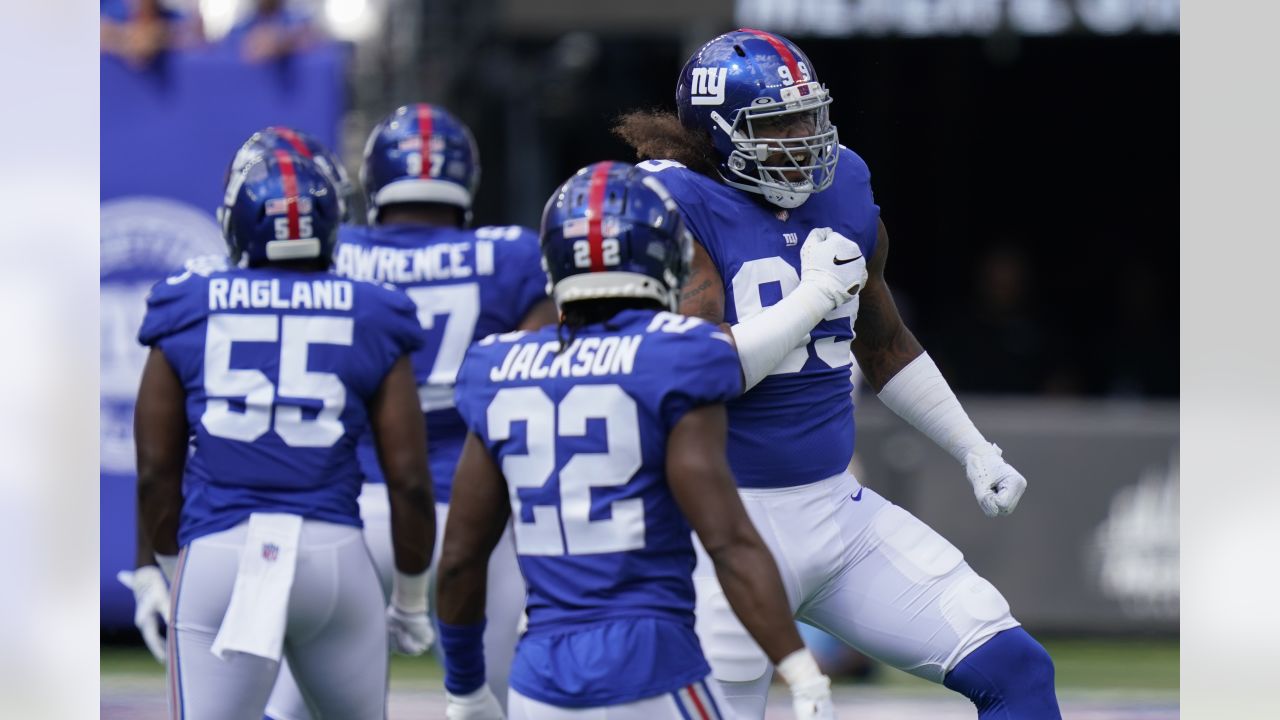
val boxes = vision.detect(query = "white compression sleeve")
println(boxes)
[731,282,835,391]
[876,352,991,464]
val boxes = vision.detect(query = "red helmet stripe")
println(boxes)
[416,105,434,178]
[275,150,302,240]
[273,126,312,158]
[739,28,802,84]
[586,162,613,273]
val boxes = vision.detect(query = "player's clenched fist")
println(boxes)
[799,227,868,306]
[964,443,1028,517]
[386,604,434,655]
[445,684,506,720]
[778,648,838,719]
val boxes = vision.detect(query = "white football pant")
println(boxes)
[693,471,1020,718]
[169,519,388,720]
[264,485,527,718]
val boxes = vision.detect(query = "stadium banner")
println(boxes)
[100,47,347,630]
[736,0,1180,37]
[853,396,1178,633]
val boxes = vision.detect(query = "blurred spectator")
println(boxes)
[219,0,324,63]
[934,244,1054,394]
[100,0,203,68]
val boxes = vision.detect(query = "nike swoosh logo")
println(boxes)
[850,488,863,502]
[833,255,863,266]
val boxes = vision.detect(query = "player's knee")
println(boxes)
[944,627,1061,719]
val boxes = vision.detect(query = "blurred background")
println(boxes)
[101,0,1178,716]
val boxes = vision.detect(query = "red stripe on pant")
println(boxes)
[686,683,713,720]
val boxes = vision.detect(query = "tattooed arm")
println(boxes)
[679,240,728,326]
[851,219,925,390]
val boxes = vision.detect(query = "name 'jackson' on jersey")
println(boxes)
[639,146,879,489]
[454,309,742,708]
[331,223,549,502]
[137,266,424,546]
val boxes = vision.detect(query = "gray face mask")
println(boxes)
[712,91,841,209]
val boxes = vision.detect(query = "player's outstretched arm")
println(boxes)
[371,356,437,654]
[668,404,835,718]
[131,347,188,662]
[853,219,1027,517]
[436,432,511,719]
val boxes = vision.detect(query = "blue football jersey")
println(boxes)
[331,223,550,502]
[137,265,424,546]
[454,309,742,708]
[638,146,879,489]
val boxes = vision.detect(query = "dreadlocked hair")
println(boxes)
[612,110,720,178]
[556,297,667,353]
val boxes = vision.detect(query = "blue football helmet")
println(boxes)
[221,150,342,266]
[361,103,481,224]
[540,161,693,311]
[676,28,839,209]
[222,126,355,222]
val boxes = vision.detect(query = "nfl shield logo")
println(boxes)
[262,543,280,562]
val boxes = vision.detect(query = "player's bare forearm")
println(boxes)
[372,356,435,574]
[851,219,925,391]
[667,405,804,664]
[134,348,187,557]
[437,433,512,626]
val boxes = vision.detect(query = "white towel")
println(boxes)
[210,513,303,662]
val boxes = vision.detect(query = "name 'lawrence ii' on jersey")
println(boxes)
[137,266,424,547]
[639,146,879,489]
[454,309,742,708]
[332,224,549,500]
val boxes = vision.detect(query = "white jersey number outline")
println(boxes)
[202,313,353,447]
[487,384,645,556]
[731,258,857,377]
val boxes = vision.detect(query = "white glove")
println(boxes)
[965,443,1028,517]
[799,227,868,307]
[776,648,837,720]
[445,683,506,720]
[116,565,169,663]
[387,604,435,655]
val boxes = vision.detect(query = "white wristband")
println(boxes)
[776,648,829,693]
[731,282,835,391]
[154,554,178,583]
[876,352,989,464]
[392,570,429,614]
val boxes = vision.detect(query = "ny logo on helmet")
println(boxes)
[690,67,728,106]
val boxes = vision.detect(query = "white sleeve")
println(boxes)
[730,282,833,391]
[875,352,990,464]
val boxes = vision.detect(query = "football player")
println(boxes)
[134,151,434,719]
[118,126,359,669]
[303,102,554,713]
[435,162,839,720]
[614,29,1061,719]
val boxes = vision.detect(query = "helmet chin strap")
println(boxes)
[763,186,811,209]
